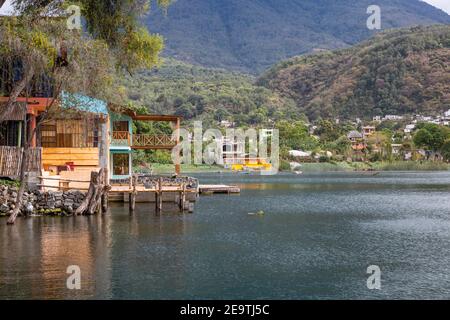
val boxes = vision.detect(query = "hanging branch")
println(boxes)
[0,62,35,122]
[6,82,62,225]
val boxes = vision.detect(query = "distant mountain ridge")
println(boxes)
[257,25,450,120]
[147,0,450,73]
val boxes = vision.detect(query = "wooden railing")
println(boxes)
[132,134,176,149]
[111,131,130,146]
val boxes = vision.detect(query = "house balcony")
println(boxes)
[110,132,177,150]
[132,134,177,150]
[111,131,131,147]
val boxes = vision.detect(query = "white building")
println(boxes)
[222,137,245,165]
[404,124,416,134]
[373,116,382,123]
[220,120,235,128]
[383,115,403,121]
[445,109,450,118]
[289,150,312,158]
[260,129,274,139]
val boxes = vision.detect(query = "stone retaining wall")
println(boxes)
[0,185,86,217]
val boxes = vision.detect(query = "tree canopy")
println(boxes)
[413,123,450,152]
[0,0,171,120]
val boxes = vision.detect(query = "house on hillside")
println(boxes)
[347,130,366,162]
[347,131,365,150]
[362,126,376,138]
[444,109,450,121]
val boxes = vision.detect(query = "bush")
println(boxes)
[0,179,20,188]
[279,160,292,171]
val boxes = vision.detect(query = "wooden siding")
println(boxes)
[39,119,101,148]
[0,146,42,177]
[42,147,99,167]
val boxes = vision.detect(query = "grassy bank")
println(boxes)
[296,161,450,172]
[140,161,450,175]
[370,161,450,171]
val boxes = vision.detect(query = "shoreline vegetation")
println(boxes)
[146,161,450,174]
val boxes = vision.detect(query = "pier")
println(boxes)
[38,173,241,214]
[199,185,241,194]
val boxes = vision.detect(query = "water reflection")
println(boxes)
[0,171,450,299]
[0,215,112,299]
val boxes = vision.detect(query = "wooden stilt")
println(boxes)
[129,175,136,213]
[157,177,163,212]
[101,192,109,214]
[180,183,186,212]
[101,169,109,214]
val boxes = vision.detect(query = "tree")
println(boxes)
[442,139,450,162]
[315,119,341,143]
[1,0,171,224]
[367,132,392,161]
[330,135,351,156]
[2,1,170,116]
[413,123,450,152]
[276,120,318,151]
[413,128,433,149]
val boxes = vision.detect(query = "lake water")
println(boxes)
[1,171,450,300]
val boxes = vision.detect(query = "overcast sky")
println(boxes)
[1,0,450,16]
[422,0,450,14]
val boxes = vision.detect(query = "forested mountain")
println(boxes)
[258,25,450,120]
[146,0,450,73]
[121,59,301,127]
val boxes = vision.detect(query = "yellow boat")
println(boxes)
[228,158,272,172]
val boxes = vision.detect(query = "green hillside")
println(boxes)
[147,0,450,73]
[121,59,301,127]
[258,25,450,120]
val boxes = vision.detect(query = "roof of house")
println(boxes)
[0,101,27,121]
[61,91,108,115]
[347,131,363,139]
[108,103,182,122]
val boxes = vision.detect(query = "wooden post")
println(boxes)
[101,168,109,214]
[175,118,181,176]
[179,183,186,212]
[156,177,163,212]
[129,174,136,213]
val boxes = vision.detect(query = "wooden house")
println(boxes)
[0,93,182,190]
[109,111,133,180]
[108,110,181,183]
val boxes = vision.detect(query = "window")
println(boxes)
[39,118,101,148]
[112,153,130,176]
[113,121,129,132]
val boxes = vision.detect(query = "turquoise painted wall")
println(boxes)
[109,112,133,150]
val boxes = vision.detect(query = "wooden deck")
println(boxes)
[110,185,197,193]
[199,185,241,194]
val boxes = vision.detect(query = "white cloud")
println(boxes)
[422,0,450,15]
